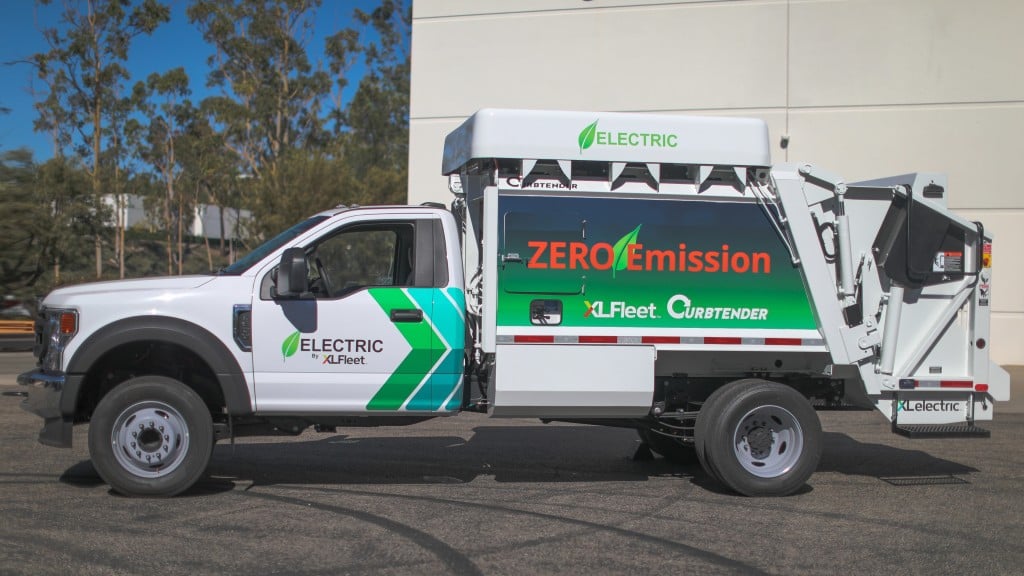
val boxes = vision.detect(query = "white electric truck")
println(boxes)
[19,109,1010,497]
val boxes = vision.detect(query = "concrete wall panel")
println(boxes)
[786,104,1024,210]
[789,0,1024,107]
[414,0,717,19]
[408,117,465,206]
[411,1,787,118]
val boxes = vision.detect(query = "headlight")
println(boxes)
[41,309,78,373]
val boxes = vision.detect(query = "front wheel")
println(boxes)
[88,376,213,497]
[695,379,821,497]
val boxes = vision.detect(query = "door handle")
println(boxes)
[390,308,423,323]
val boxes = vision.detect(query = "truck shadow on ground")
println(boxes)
[58,427,979,496]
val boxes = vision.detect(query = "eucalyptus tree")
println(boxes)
[127,68,193,275]
[188,0,335,236]
[31,0,170,278]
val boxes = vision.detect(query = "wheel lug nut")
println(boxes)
[132,432,137,438]
[159,426,164,432]
[131,442,136,448]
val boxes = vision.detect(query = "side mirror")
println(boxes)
[274,247,310,299]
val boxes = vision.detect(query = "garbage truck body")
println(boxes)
[19,109,1010,497]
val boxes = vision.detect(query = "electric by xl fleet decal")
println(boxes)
[497,196,816,329]
[280,287,466,412]
[281,332,384,365]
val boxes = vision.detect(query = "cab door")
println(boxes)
[250,217,459,413]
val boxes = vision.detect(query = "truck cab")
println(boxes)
[20,204,466,496]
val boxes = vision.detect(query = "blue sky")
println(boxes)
[0,0,373,161]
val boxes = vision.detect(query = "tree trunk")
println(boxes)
[204,230,213,272]
[118,193,126,279]
[218,204,226,255]
[94,235,102,278]
[177,191,184,275]
[164,178,173,276]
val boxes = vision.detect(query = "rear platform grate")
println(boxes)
[893,424,990,439]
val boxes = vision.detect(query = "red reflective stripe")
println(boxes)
[704,337,742,345]
[975,383,989,392]
[514,335,554,343]
[940,381,973,388]
[579,335,617,344]
[642,336,680,344]
[765,338,802,346]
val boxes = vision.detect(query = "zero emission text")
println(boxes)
[527,242,771,274]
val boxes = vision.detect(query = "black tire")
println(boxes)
[88,376,214,497]
[694,379,744,485]
[637,427,699,464]
[695,379,821,497]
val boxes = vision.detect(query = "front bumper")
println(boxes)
[18,370,73,448]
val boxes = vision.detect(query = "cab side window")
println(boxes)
[311,223,414,298]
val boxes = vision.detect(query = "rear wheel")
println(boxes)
[88,376,213,497]
[695,379,821,496]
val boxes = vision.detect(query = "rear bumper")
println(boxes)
[17,371,72,448]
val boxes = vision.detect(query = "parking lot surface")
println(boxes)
[2,355,1022,575]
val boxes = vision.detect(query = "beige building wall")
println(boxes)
[409,0,1024,365]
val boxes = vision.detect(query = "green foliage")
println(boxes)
[0,150,48,297]
[12,0,413,295]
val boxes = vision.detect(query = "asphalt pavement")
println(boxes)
[2,353,1022,575]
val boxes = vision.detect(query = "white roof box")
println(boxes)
[442,108,771,174]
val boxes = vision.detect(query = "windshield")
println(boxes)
[218,216,329,275]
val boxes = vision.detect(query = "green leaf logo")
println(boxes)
[612,224,642,278]
[281,331,301,360]
[578,120,598,153]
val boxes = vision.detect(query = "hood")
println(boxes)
[45,275,216,304]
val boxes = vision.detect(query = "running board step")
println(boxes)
[893,424,990,439]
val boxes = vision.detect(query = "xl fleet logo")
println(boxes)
[897,399,963,413]
[527,224,772,277]
[578,120,679,154]
[584,300,658,320]
[584,294,769,321]
[281,331,384,365]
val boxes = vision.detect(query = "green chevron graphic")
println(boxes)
[366,288,447,411]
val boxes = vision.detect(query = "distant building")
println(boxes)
[190,204,251,241]
[101,194,148,229]
[102,194,251,241]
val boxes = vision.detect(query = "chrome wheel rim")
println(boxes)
[733,404,803,478]
[110,401,190,478]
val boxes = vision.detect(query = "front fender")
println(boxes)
[65,316,252,416]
